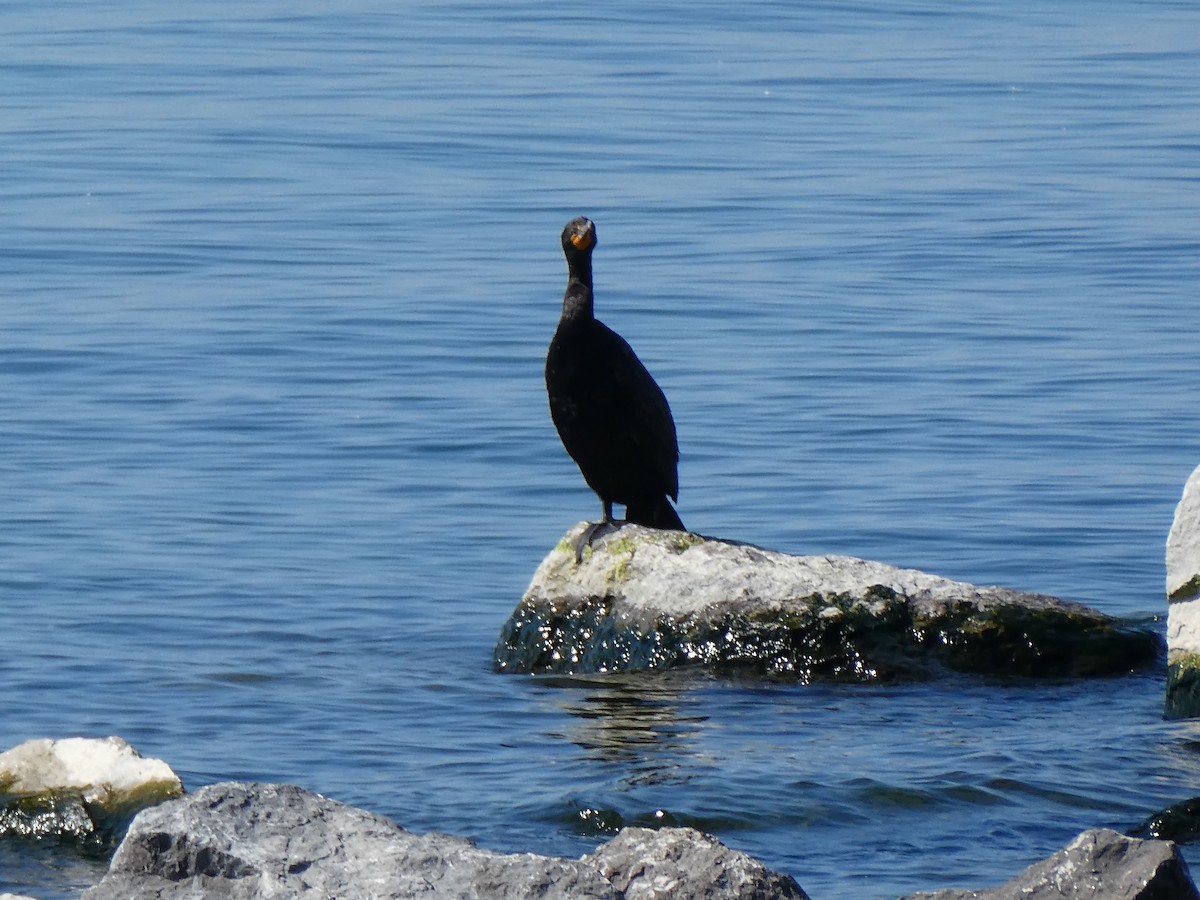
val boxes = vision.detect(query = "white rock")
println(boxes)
[531,523,1081,621]
[1167,464,1200,602]
[0,736,181,803]
[496,523,1158,680]
[1165,466,1200,718]
[1168,598,1200,659]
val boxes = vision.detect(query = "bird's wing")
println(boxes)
[602,327,681,500]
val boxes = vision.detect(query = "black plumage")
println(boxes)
[545,217,684,549]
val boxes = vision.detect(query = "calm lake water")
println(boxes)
[3,1,1200,897]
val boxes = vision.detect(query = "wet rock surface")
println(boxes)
[495,524,1160,681]
[1131,796,1200,844]
[0,737,182,847]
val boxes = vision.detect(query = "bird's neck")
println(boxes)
[561,259,594,321]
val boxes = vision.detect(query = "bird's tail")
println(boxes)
[625,496,685,532]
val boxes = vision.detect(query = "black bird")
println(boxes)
[545,216,684,556]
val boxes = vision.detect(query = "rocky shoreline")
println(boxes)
[3,737,1199,899]
[7,466,1200,897]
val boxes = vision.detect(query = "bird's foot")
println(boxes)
[572,519,619,564]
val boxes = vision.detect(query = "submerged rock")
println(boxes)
[1166,464,1200,718]
[1131,796,1200,844]
[494,524,1160,681]
[900,828,1199,900]
[83,781,810,900]
[0,737,182,847]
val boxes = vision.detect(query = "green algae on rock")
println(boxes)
[494,524,1160,682]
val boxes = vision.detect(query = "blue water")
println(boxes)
[2,1,1200,897]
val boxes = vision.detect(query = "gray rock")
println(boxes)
[83,781,809,900]
[79,781,1200,900]
[586,826,808,899]
[494,524,1160,681]
[0,737,182,846]
[1166,464,1200,718]
[899,828,1198,900]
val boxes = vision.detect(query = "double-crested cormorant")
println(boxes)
[545,216,684,552]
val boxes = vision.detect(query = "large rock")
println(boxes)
[0,737,182,846]
[899,828,1198,900]
[1166,464,1200,717]
[83,781,810,900]
[494,524,1160,681]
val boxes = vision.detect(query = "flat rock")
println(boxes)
[494,524,1160,681]
[899,828,1199,900]
[0,737,182,845]
[83,781,810,900]
[1166,464,1200,717]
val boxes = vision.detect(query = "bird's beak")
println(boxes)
[570,226,596,251]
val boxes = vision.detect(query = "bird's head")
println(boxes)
[561,217,597,255]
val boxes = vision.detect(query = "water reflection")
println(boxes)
[529,671,766,838]
[536,671,710,779]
